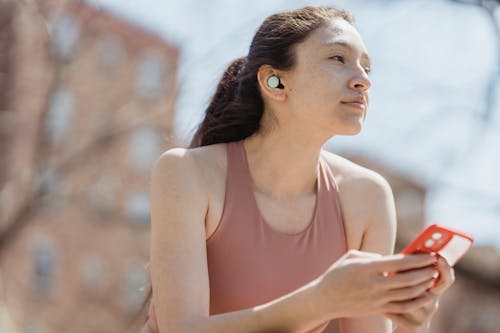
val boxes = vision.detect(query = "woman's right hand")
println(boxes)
[314,250,439,319]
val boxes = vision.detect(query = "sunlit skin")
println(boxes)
[245,18,372,201]
[244,18,453,331]
[280,18,371,136]
[146,16,455,333]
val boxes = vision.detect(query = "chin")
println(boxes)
[324,117,364,136]
[330,127,362,137]
[343,127,362,136]
[338,121,363,136]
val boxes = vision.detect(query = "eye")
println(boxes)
[329,55,345,63]
[363,66,371,75]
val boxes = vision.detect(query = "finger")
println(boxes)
[429,257,455,295]
[344,249,383,259]
[422,293,440,316]
[382,267,438,290]
[412,294,438,319]
[382,294,434,314]
[384,297,438,327]
[404,305,430,324]
[384,312,424,328]
[384,278,436,303]
[374,254,437,273]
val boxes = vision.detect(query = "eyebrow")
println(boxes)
[321,41,372,66]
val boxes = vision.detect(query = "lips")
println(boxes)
[341,97,366,109]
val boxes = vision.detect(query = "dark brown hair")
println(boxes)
[189,6,354,148]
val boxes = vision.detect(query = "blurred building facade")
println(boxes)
[0,0,178,332]
[1,0,499,333]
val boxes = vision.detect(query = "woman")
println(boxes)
[144,6,454,333]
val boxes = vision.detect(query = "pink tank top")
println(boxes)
[206,140,348,332]
[148,140,349,332]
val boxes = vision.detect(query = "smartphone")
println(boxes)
[401,224,474,266]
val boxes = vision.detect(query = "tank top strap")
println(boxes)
[224,140,255,203]
[318,152,339,193]
[318,151,347,251]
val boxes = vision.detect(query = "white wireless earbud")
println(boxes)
[267,75,281,89]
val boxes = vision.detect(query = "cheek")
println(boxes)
[298,71,336,101]
[287,65,342,113]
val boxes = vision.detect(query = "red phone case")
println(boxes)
[401,224,474,267]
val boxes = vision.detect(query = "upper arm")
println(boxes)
[337,167,397,332]
[358,173,397,256]
[149,148,210,332]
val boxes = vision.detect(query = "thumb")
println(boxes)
[344,249,383,259]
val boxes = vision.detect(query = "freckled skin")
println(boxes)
[281,19,372,137]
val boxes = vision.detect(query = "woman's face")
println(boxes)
[284,18,372,136]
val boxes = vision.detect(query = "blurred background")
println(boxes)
[0,0,498,332]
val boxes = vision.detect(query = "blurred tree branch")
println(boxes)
[450,0,499,124]
[0,0,171,255]
[428,0,499,187]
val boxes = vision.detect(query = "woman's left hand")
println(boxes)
[382,256,455,330]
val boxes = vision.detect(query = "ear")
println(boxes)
[256,65,287,102]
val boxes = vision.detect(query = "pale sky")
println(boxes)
[90,0,500,248]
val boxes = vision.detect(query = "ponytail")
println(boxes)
[189,56,264,148]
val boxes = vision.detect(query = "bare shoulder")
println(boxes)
[153,143,226,189]
[320,150,392,195]
[320,150,396,251]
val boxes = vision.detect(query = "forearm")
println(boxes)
[184,280,331,333]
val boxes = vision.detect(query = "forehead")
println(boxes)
[296,18,368,57]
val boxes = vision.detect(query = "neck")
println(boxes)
[243,127,329,200]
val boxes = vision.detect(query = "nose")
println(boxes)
[349,66,371,91]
